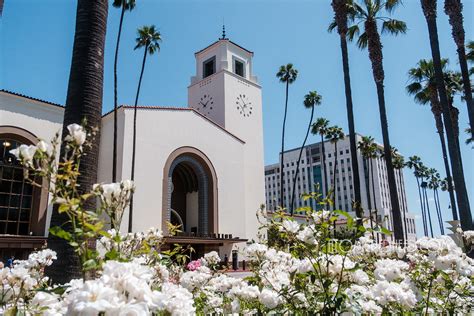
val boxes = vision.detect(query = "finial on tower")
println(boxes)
[220,19,227,40]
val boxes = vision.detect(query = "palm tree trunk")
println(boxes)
[434,188,445,235]
[434,112,458,220]
[416,176,428,236]
[339,29,363,224]
[374,82,404,242]
[365,19,404,243]
[290,106,314,215]
[444,0,474,138]
[422,184,434,237]
[456,45,474,138]
[364,158,375,239]
[333,142,338,210]
[422,0,473,231]
[397,170,408,242]
[280,82,289,209]
[128,44,149,233]
[47,0,108,283]
[321,134,328,197]
[112,5,126,186]
[370,158,379,242]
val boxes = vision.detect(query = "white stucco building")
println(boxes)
[265,135,417,242]
[0,37,265,259]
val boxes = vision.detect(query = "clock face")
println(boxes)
[196,94,214,115]
[236,94,253,117]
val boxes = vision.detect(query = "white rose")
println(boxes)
[259,288,282,309]
[280,219,300,234]
[121,179,135,191]
[10,144,37,165]
[37,140,52,156]
[67,123,86,146]
[100,183,121,204]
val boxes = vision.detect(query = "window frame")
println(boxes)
[232,56,246,78]
[203,56,216,79]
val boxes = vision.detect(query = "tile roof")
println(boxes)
[0,89,63,108]
[1,90,245,143]
[105,105,245,143]
[195,39,253,55]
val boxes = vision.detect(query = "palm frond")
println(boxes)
[384,0,402,13]
[466,40,474,63]
[414,91,430,105]
[406,82,422,95]
[381,19,407,35]
[357,32,368,49]
[347,25,360,42]
[328,20,338,33]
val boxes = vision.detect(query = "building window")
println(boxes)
[203,56,216,78]
[0,138,35,235]
[234,59,245,77]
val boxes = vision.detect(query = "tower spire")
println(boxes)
[220,19,227,40]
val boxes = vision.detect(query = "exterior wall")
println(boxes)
[97,108,126,184]
[191,40,255,85]
[1,38,267,257]
[188,71,226,126]
[223,72,264,241]
[109,108,248,245]
[265,134,417,242]
[0,92,64,236]
[189,40,265,243]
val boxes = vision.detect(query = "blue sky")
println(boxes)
[1,0,473,236]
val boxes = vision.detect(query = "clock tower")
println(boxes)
[188,35,264,239]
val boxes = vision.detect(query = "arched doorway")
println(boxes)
[162,147,218,236]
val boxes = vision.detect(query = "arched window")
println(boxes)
[0,137,35,235]
[0,127,48,238]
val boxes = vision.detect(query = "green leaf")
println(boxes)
[105,248,120,261]
[83,259,98,271]
[49,226,73,241]
[333,210,354,228]
[58,203,69,213]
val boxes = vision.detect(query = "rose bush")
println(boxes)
[2,124,472,315]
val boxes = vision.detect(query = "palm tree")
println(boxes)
[466,126,473,145]
[47,0,108,283]
[444,0,473,138]
[467,40,474,75]
[427,168,445,235]
[421,0,472,232]
[329,0,363,223]
[358,136,377,239]
[420,165,434,237]
[347,0,406,242]
[391,147,408,241]
[290,91,322,215]
[406,59,458,220]
[311,118,330,197]
[276,64,298,210]
[325,126,344,209]
[112,0,136,185]
[406,156,428,237]
[129,25,162,233]
[445,70,466,171]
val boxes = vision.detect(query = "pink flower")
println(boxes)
[186,260,201,271]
